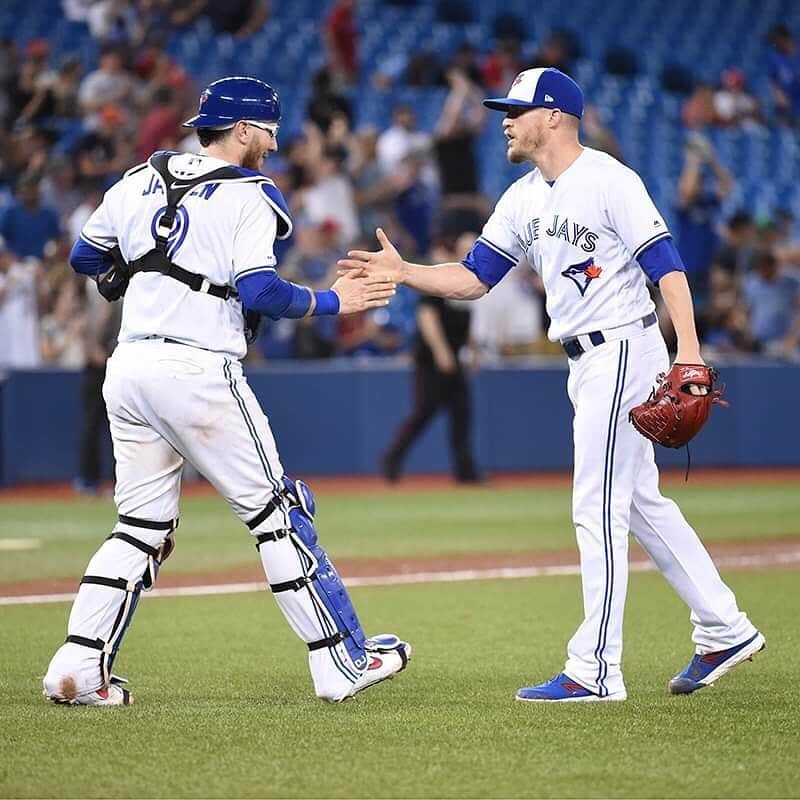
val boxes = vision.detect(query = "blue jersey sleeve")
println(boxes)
[636,236,685,284]
[461,238,518,289]
[236,270,340,320]
[69,237,115,276]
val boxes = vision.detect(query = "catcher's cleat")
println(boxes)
[516,672,627,703]
[341,634,411,701]
[669,631,766,695]
[45,675,133,706]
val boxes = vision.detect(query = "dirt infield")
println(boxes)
[2,536,798,600]
[2,467,800,501]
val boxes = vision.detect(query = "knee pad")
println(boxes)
[249,478,368,692]
[43,514,176,700]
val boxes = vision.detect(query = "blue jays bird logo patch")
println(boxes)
[561,257,603,296]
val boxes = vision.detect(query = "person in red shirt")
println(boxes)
[325,0,358,86]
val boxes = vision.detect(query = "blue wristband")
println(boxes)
[313,289,340,316]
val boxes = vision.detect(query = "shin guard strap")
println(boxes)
[80,575,136,592]
[270,574,318,593]
[108,531,160,558]
[66,634,113,654]
[246,491,288,530]
[118,514,177,531]
[308,631,348,651]
[255,529,290,549]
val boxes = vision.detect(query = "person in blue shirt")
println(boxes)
[767,25,800,124]
[0,175,60,259]
[742,249,800,358]
[674,134,732,317]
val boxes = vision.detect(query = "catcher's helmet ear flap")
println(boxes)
[183,76,281,128]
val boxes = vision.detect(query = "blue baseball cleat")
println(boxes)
[516,672,627,703]
[669,631,766,695]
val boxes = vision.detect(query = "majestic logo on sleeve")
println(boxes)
[561,257,603,296]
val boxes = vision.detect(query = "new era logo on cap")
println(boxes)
[483,67,584,118]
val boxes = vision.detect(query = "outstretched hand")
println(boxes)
[331,269,396,315]
[337,228,405,283]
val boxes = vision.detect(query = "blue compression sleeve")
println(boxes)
[70,238,114,276]
[236,270,314,320]
[637,236,685,283]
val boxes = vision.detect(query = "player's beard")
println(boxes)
[242,139,266,172]
[508,124,545,164]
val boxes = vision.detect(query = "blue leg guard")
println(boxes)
[281,477,368,667]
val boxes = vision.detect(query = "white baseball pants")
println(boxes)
[562,324,757,697]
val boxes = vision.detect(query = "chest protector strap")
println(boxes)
[127,153,258,300]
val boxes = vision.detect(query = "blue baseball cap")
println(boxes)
[183,76,281,128]
[483,67,584,119]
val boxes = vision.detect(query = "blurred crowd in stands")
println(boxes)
[1,1,799,374]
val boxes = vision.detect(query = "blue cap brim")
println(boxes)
[482,97,540,111]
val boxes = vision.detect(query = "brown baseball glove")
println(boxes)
[629,363,729,448]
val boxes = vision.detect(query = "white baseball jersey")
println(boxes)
[80,152,292,359]
[475,147,668,341]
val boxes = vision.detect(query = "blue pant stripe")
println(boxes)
[223,359,283,520]
[594,340,629,695]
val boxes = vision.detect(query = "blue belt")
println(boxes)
[562,311,657,361]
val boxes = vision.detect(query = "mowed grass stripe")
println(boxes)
[0,572,797,798]
[2,482,799,585]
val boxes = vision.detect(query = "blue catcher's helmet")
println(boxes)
[183,76,281,128]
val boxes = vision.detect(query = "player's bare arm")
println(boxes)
[658,270,704,364]
[338,227,488,300]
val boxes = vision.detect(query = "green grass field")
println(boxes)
[1,478,799,798]
[2,481,799,583]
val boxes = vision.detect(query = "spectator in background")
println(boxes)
[713,68,763,129]
[580,105,623,161]
[470,262,545,360]
[434,65,487,209]
[325,0,358,87]
[0,175,60,260]
[715,210,757,278]
[393,150,436,257]
[306,67,353,134]
[482,35,524,92]
[349,126,395,235]
[75,103,132,187]
[78,47,137,114]
[767,25,800,125]
[47,57,84,122]
[337,304,403,357]
[39,275,86,367]
[528,31,576,75]
[704,268,759,355]
[381,230,480,483]
[135,85,181,161]
[8,39,56,123]
[674,133,732,313]
[377,104,434,182]
[743,249,800,359]
[204,0,270,36]
[7,124,51,184]
[301,148,360,247]
[681,81,720,129]
[0,244,41,369]
[281,219,342,358]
